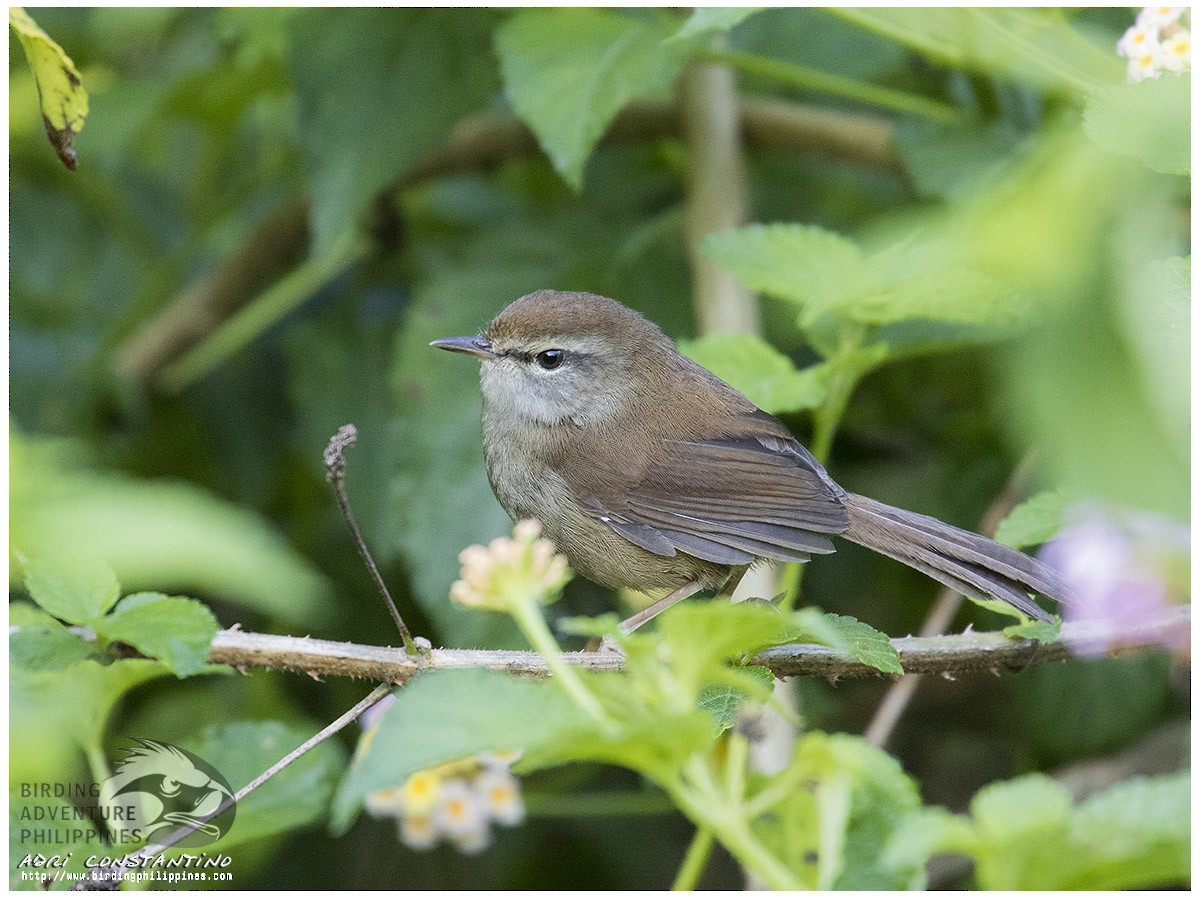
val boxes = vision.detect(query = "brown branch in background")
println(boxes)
[201,605,1190,683]
[113,199,310,388]
[737,95,901,173]
[112,96,901,392]
[681,54,758,335]
[863,455,1038,749]
[1052,719,1189,802]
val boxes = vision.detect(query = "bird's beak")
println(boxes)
[429,335,498,360]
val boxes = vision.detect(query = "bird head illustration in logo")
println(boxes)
[99,739,235,847]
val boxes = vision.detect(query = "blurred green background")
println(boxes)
[10,7,1189,889]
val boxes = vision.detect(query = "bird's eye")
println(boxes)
[536,349,565,370]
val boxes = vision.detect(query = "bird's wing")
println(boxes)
[568,434,850,566]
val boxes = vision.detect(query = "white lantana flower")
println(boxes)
[398,770,442,818]
[474,767,525,827]
[449,824,491,855]
[1160,31,1192,72]
[399,814,439,851]
[1117,23,1159,58]
[1136,6,1187,29]
[478,748,523,770]
[1127,45,1168,82]
[432,778,490,850]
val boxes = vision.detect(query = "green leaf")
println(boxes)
[495,9,694,189]
[557,613,622,638]
[655,601,795,698]
[969,773,1074,889]
[12,658,170,752]
[946,771,1192,890]
[977,771,1069,832]
[883,806,978,880]
[8,601,54,628]
[963,594,1035,624]
[896,119,1025,200]
[754,732,924,889]
[9,620,93,673]
[703,224,1025,331]
[288,9,500,251]
[825,736,924,890]
[995,489,1071,549]
[184,720,346,854]
[1064,772,1190,890]
[11,432,332,626]
[1003,617,1061,643]
[861,240,1025,327]
[1118,256,1190,454]
[703,223,863,314]
[678,334,828,413]
[92,594,219,678]
[789,610,903,675]
[827,616,903,676]
[9,7,89,169]
[872,318,1016,362]
[10,600,165,785]
[1084,76,1190,176]
[331,669,586,834]
[535,603,794,780]
[529,683,716,784]
[23,555,120,625]
[832,8,1122,94]
[732,8,908,85]
[696,665,776,731]
[670,7,764,43]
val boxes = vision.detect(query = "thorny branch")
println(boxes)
[203,605,1189,684]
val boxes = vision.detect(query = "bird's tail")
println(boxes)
[842,493,1067,623]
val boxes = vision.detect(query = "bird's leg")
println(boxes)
[618,579,708,634]
[719,566,749,599]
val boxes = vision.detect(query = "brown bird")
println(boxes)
[433,290,1065,632]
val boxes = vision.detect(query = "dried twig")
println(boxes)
[323,425,424,657]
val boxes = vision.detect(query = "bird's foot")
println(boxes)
[594,636,625,656]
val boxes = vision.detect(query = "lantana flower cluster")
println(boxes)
[364,751,525,854]
[358,694,525,854]
[1117,7,1191,82]
[450,519,570,611]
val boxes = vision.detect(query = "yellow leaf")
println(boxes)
[10,7,88,169]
